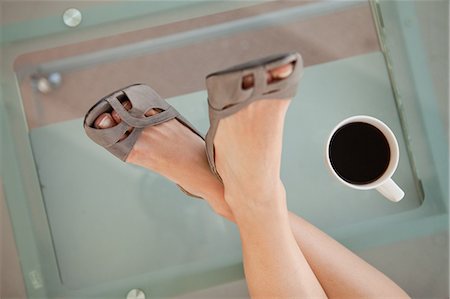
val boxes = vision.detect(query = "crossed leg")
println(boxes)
[94,64,409,298]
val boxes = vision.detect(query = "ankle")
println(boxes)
[225,177,286,203]
[224,180,288,225]
[195,173,225,201]
[233,199,290,232]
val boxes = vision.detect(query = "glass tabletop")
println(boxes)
[1,1,447,298]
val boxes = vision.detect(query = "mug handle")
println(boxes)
[376,178,405,202]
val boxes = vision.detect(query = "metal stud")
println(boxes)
[63,8,82,28]
[126,288,146,299]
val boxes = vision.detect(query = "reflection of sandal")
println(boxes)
[83,83,203,198]
[205,52,303,180]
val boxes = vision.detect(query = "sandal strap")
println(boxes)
[85,121,131,148]
[106,95,179,128]
[206,52,303,113]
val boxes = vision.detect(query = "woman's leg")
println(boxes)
[96,102,408,298]
[287,213,410,299]
[95,68,325,297]
[213,97,327,298]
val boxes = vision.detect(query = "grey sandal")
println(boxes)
[83,83,203,198]
[205,52,303,180]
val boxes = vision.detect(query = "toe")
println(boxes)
[123,100,132,110]
[242,74,255,90]
[242,62,294,89]
[94,113,117,129]
[145,108,162,116]
[111,110,121,123]
[111,100,132,123]
[268,63,294,83]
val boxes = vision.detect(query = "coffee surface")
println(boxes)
[329,122,391,185]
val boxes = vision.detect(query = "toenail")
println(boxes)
[277,69,292,78]
[146,109,156,116]
[111,110,121,123]
[99,116,113,128]
[273,64,293,79]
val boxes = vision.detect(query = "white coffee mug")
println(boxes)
[325,115,404,202]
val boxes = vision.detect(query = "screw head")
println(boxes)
[63,8,82,28]
[126,288,146,299]
[48,72,62,87]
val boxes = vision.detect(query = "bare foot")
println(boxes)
[213,63,295,219]
[93,99,224,207]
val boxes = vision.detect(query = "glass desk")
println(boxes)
[1,1,448,298]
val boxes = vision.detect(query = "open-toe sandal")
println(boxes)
[83,83,204,198]
[205,52,303,180]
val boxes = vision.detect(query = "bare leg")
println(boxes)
[287,213,410,298]
[213,96,326,298]
[93,65,409,298]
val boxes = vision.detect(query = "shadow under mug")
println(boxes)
[325,115,405,202]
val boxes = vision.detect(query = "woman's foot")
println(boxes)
[213,63,294,219]
[94,101,220,201]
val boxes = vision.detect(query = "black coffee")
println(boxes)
[329,122,390,185]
